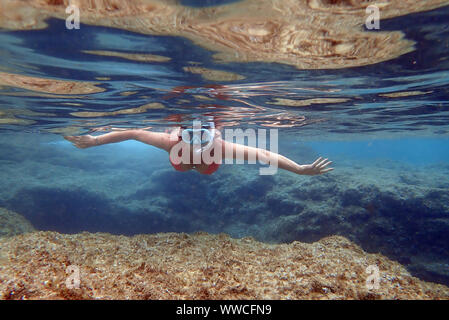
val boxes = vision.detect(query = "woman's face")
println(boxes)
[174,125,221,155]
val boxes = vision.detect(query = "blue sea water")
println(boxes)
[0,2,449,287]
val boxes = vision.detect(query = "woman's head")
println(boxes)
[181,121,215,153]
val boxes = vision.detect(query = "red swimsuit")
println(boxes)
[169,138,220,175]
[169,155,220,175]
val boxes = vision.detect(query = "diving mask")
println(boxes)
[181,121,215,153]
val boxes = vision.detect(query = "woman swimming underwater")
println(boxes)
[64,122,333,176]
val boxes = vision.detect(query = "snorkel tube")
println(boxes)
[198,121,215,154]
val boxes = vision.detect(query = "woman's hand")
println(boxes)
[64,135,97,149]
[297,157,333,175]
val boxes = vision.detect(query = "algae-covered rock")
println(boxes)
[0,207,35,238]
[0,231,448,300]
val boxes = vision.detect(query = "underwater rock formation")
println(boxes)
[1,138,448,286]
[0,207,35,238]
[1,0,449,69]
[267,97,350,107]
[0,71,105,95]
[69,102,166,117]
[0,231,448,300]
[0,108,55,125]
[183,66,245,81]
[81,50,171,62]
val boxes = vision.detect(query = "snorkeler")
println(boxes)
[64,122,333,176]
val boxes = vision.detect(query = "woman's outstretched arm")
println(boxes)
[221,140,333,175]
[65,129,174,152]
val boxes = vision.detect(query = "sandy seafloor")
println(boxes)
[0,134,448,299]
[1,230,448,300]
